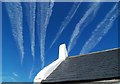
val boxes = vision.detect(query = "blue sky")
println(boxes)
[2,2,119,82]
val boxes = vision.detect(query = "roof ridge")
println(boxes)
[69,47,120,58]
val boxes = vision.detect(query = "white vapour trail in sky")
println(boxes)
[68,3,100,53]
[24,3,36,60]
[23,3,36,79]
[40,1,55,68]
[12,72,19,77]
[80,4,118,54]
[29,1,55,77]
[5,3,24,64]
[50,2,81,48]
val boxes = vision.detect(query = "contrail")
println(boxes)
[68,2,100,53]
[5,2,24,64]
[24,3,36,60]
[37,1,55,68]
[50,2,81,48]
[12,72,19,78]
[80,4,119,54]
[23,3,36,79]
[41,2,54,68]
[29,2,53,78]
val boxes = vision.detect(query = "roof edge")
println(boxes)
[42,77,120,83]
[70,47,120,58]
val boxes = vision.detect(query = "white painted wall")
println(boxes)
[34,44,68,83]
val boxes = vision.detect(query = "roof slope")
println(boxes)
[42,48,120,83]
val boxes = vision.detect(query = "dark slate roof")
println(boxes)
[42,48,120,83]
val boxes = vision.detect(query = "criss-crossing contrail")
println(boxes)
[24,3,36,60]
[68,3,100,53]
[80,4,119,54]
[5,2,24,64]
[50,2,81,48]
[37,1,55,68]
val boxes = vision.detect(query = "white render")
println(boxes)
[34,44,68,83]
